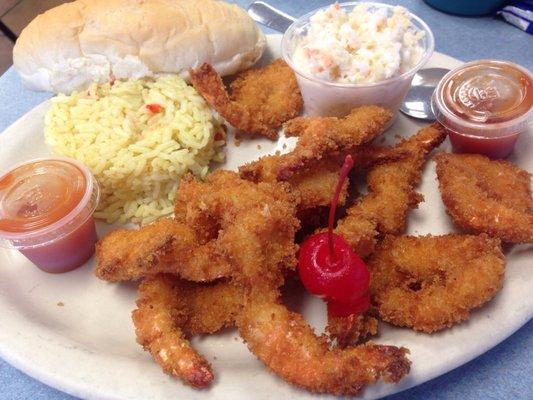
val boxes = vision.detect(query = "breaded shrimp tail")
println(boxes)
[133,275,215,388]
[277,106,393,179]
[190,60,303,139]
[237,294,410,395]
[190,63,253,132]
[95,218,232,282]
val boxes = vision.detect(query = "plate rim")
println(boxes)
[0,34,532,400]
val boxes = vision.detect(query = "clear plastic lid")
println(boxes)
[0,157,99,249]
[432,60,532,138]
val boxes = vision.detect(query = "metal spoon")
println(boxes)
[399,68,450,120]
[247,1,295,33]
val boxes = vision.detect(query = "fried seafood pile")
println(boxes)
[97,169,410,395]
[94,60,531,395]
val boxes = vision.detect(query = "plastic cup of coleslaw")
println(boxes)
[282,2,434,121]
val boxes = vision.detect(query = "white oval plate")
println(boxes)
[0,35,531,400]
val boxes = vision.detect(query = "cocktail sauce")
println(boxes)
[432,60,532,158]
[0,158,99,273]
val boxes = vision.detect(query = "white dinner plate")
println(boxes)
[0,35,531,400]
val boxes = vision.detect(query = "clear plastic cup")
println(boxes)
[282,2,435,121]
[0,157,100,273]
[431,60,533,159]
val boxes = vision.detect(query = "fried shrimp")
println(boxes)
[189,60,303,139]
[240,155,349,212]
[133,274,215,388]
[214,202,411,395]
[277,106,393,179]
[172,172,300,276]
[103,165,411,394]
[239,144,410,214]
[94,218,232,282]
[237,297,410,395]
[368,234,505,333]
[132,171,299,388]
[95,170,301,283]
[334,123,447,258]
[322,124,447,344]
[165,168,412,395]
[435,153,533,244]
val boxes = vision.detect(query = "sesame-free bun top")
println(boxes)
[13,0,266,94]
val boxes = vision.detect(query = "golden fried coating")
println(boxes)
[174,171,300,276]
[240,155,348,212]
[189,60,302,139]
[326,313,379,348]
[218,198,411,395]
[133,275,215,388]
[368,234,505,333]
[105,165,411,394]
[238,297,410,396]
[334,123,447,258]
[435,153,533,243]
[321,124,447,344]
[159,167,411,395]
[358,123,447,233]
[95,218,231,282]
[289,159,346,210]
[177,280,243,336]
[277,106,392,179]
[132,172,301,389]
[96,171,300,283]
[239,144,410,216]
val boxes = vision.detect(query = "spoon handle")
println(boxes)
[247,1,296,33]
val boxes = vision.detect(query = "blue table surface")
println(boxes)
[0,1,531,399]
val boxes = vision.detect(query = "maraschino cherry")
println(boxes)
[298,155,370,317]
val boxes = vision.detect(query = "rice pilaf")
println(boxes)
[44,75,225,225]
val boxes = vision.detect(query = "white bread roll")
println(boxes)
[13,0,266,94]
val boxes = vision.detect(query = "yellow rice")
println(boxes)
[44,75,225,225]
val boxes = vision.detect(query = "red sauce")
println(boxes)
[0,158,99,273]
[433,60,532,159]
[448,130,520,159]
[20,217,97,273]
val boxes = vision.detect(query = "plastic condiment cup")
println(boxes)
[0,157,100,273]
[282,2,435,121]
[432,60,532,159]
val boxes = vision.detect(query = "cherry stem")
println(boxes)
[328,155,354,261]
